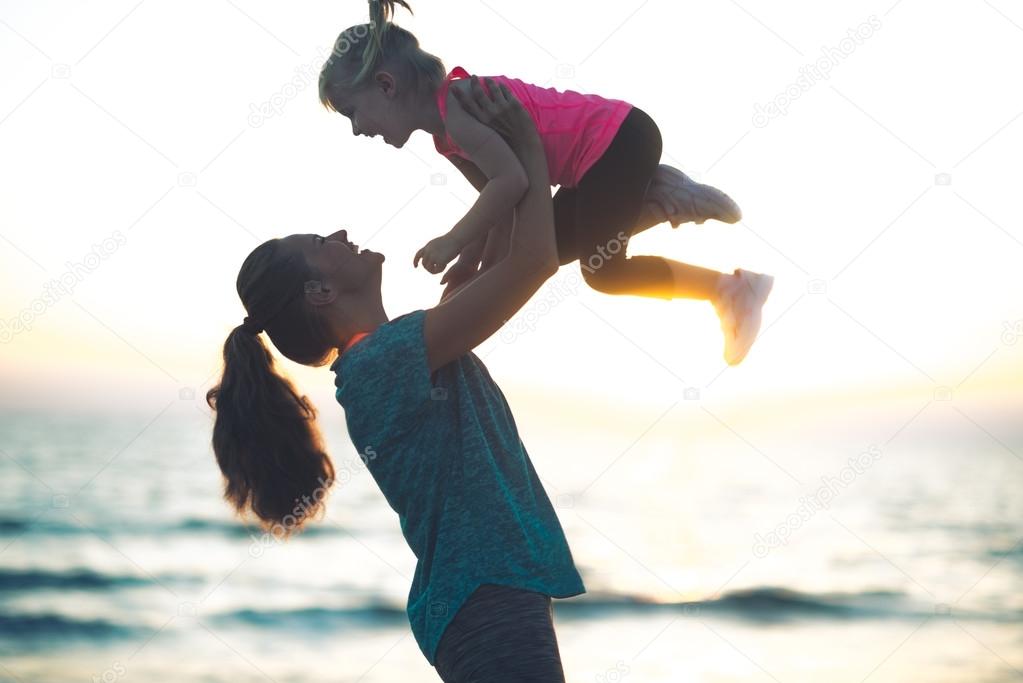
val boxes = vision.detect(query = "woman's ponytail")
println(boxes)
[206,308,335,537]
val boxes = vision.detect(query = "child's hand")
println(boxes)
[414,235,461,274]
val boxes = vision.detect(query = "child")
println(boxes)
[318,0,774,365]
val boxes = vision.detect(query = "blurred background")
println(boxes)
[1,0,1021,681]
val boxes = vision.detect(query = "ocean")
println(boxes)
[1,392,1020,682]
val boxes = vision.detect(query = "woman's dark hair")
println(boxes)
[205,238,338,536]
[318,0,446,112]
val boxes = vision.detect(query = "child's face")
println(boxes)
[335,71,416,149]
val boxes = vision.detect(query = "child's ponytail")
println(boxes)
[320,0,444,112]
[357,0,414,85]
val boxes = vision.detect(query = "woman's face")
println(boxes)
[284,228,384,296]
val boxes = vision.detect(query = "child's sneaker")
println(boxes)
[713,271,741,338]
[648,164,742,227]
[713,268,774,365]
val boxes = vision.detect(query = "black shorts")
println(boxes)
[552,106,674,296]
[433,583,566,682]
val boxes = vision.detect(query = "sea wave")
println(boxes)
[2,585,1017,645]
[0,568,199,591]
[553,587,914,620]
[0,613,135,639]
[214,605,408,629]
[207,586,1023,626]
[0,516,347,539]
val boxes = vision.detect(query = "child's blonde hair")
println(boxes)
[319,0,446,111]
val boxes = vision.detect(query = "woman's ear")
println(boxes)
[304,280,335,307]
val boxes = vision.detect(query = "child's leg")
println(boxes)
[556,165,740,246]
[564,107,730,303]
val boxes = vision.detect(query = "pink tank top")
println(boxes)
[432,66,634,189]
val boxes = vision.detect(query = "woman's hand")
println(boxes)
[451,76,539,151]
[422,75,557,372]
[414,234,462,274]
[440,235,485,289]
[439,258,479,300]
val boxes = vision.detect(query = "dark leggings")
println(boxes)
[433,583,566,682]
[553,106,675,299]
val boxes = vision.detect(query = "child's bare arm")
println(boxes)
[436,156,497,296]
[447,153,490,193]
[414,89,529,273]
[445,92,528,246]
[446,155,495,270]
[439,154,524,300]
[424,77,558,369]
[440,210,515,302]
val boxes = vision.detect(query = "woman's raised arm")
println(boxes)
[422,77,557,372]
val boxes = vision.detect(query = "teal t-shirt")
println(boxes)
[330,309,586,664]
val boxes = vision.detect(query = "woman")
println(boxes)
[206,77,584,682]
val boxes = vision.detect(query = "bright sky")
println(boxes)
[1,0,1021,418]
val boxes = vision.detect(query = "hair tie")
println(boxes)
[241,315,264,335]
